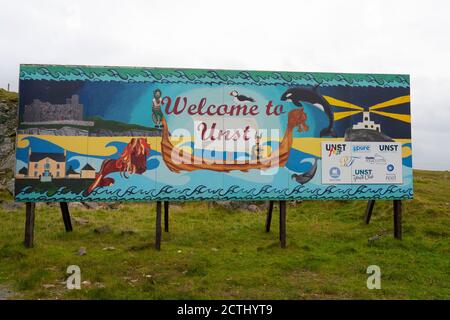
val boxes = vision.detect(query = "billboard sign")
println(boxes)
[14,65,413,202]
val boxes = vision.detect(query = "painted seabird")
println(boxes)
[230,90,255,103]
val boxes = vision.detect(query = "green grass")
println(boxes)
[0,169,449,299]
[0,88,18,106]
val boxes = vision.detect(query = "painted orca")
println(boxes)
[291,158,318,185]
[230,90,255,103]
[281,86,337,137]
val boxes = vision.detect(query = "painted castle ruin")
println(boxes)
[22,95,93,126]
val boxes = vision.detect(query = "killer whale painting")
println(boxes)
[14,64,413,201]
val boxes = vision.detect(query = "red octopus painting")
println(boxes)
[86,138,151,195]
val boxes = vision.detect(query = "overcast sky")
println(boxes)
[0,0,449,170]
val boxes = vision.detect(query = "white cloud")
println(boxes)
[1,0,449,170]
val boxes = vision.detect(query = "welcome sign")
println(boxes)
[14,65,413,202]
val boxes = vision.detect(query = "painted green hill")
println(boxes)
[18,116,158,133]
[86,116,158,132]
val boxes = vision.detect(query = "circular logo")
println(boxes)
[329,167,341,179]
[387,164,395,172]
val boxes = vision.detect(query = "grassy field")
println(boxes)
[0,169,449,300]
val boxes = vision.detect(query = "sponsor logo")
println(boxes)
[352,168,374,182]
[339,155,360,167]
[352,145,371,153]
[365,153,386,165]
[329,167,341,179]
[325,143,347,157]
[378,144,398,152]
[379,144,399,152]
[387,164,395,172]
[385,173,397,182]
[354,169,373,175]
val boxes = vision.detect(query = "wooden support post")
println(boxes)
[155,201,162,250]
[365,200,375,224]
[265,201,274,232]
[24,202,36,248]
[164,201,169,232]
[393,200,402,240]
[279,200,286,248]
[59,202,73,232]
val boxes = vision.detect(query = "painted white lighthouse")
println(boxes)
[352,111,381,132]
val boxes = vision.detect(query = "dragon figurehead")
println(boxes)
[86,138,151,195]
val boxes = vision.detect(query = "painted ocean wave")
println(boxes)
[20,65,410,88]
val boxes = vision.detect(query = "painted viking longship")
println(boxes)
[161,108,309,173]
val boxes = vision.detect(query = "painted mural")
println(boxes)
[14,65,413,202]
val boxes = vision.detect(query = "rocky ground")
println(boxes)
[0,89,17,195]
[0,90,18,300]
[0,285,16,300]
